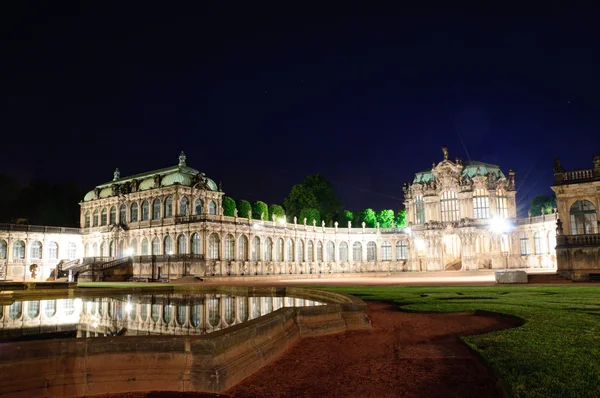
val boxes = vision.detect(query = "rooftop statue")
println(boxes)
[553,157,563,173]
[179,151,187,167]
[442,145,449,161]
[113,168,120,181]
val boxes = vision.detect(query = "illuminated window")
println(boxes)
[307,240,314,262]
[316,241,323,262]
[339,242,348,262]
[496,190,508,219]
[110,206,116,224]
[353,242,362,261]
[252,236,260,260]
[67,242,77,259]
[209,200,217,215]
[570,200,598,235]
[130,239,137,255]
[84,211,90,228]
[276,238,284,261]
[131,203,139,222]
[208,233,220,260]
[297,240,304,262]
[180,196,188,216]
[396,241,408,260]
[0,240,7,259]
[440,191,459,222]
[119,205,126,223]
[152,237,160,255]
[165,196,173,218]
[286,238,294,261]
[27,301,39,318]
[520,234,530,255]
[194,199,203,215]
[239,235,248,260]
[31,241,42,259]
[381,241,392,260]
[534,232,542,255]
[326,241,334,261]
[473,189,490,219]
[191,233,200,254]
[265,238,272,261]
[164,235,172,255]
[224,234,235,260]
[142,200,149,221]
[93,209,99,227]
[48,242,58,260]
[101,208,108,225]
[414,195,425,224]
[178,235,186,254]
[367,241,376,261]
[152,199,161,220]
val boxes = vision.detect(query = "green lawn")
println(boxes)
[320,285,600,398]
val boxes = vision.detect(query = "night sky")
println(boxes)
[2,3,600,217]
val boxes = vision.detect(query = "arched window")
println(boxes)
[84,243,89,257]
[130,239,137,255]
[27,301,40,319]
[163,305,173,324]
[152,198,161,220]
[238,235,248,260]
[180,196,189,216]
[224,234,235,260]
[0,240,7,259]
[176,305,186,326]
[297,239,305,262]
[534,232,542,255]
[110,206,117,224]
[224,297,235,325]
[473,189,490,219]
[209,200,217,215]
[142,200,149,221]
[165,196,173,218]
[84,211,90,228]
[93,209,99,227]
[119,205,126,224]
[191,233,200,255]
[194,199,203,215]
[44,300,56,317]
[396,241,408,260]
[209,233,220,260]
[381,241,392,260]
[31,241,42,259]
[276,238,284,261]
[164,235,172,255]
[286,239,294,261]
[520,233,530,255]
[496,189,508,219]
[109,240,115,257]
[307,240,314,262]
[353,242,362,261]
[152,237,160,255]
[570,200,598,235]
[440,191,459,222]
[63,299,75,316]
[9,302,22,320]
[48,242,58,260]
[101,208,108,226]
[548,231,557,254]
[367,241,377,261]
[100,241,106,256]
[326,241,334,261]
[177,235,186,254]
[316,241,323,262]
[190,304,202,327]
[131,203,139,222]
[414,195,425,224]
[265,238,273,261]
[339,242,348,262]
[141,238,149,255]
[92,242,98,256]
[252,236,260,260]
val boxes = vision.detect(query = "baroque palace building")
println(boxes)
[1,147,558,282]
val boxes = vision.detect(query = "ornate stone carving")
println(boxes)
[556,219,563,235]
[234,208,238,217]
[442,145,449,161]
[153,174,161,189]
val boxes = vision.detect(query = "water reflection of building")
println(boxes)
[0,296,323,340]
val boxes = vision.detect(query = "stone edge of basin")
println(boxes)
[0,286,370,398]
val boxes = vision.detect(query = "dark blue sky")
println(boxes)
[2,3,599,217]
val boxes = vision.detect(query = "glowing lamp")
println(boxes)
[278,218,286,225]
[125,303,133,313]
[489,217,512,234]
[124,248,134,256]
[405,227,412,235]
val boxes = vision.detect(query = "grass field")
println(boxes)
[320,285,600,398]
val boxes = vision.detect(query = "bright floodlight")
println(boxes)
[489,217,511,234]
[278,218,286,225]
[405,227,412,235]
[125,303,133,313]
[124,248,133,256]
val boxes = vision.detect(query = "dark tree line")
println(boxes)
[0,174,86,227]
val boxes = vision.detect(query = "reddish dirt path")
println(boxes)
[94,302,521,398]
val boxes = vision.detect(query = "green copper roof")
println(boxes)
[84,190,95,201]
[162,171,193,187]
[99,187,113,198]
[461,161,505,179]
[414,171,435,183]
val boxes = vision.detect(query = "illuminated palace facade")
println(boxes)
[1,148,557,281]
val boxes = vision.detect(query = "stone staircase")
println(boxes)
[444,258,462,271]
[527,273,572,284]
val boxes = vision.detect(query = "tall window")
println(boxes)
[238,236,248,260]
[286,239,294,261]
[142,201,149,221]
[209,234,220,260]
[496,189,508,219]
[297,240,304,262]
[307,240,314,262]
[93,209,99,227]
[131,203,139,222]
[441,191,459,222]
[191,233,200,255]
[152,199,161,220]
[534,232,542,255]
[326,241,334,261]
[209,200,217,215]
[339,242,348,262]
[367,242,376,261]
[473,189,490,219]
[520,233,530,255]
[276,238,284,261]
[414,195,425,224]
[130,239,137,255]
[381,241,392,260]
[48,242,58,260]
[180,197,188,216]
[152,237,160,255]
[252,236,260,260]
[164,236,172,255]
[84,211,90,228]
[570,200,598,235]
[0,240,7,259]
[119,205,126,224]
[194,199,203,215]
[316,241,323,262]
[265,238,272,261]
[12,241,25,259]
[165,196,173,218]
[396,241,408,260]
[27,301,40,318]
[353,242,362,261]
[225,234,235,260]
[110,206,117,224]
[101,208,108,226]
[31,241,42,259]
[178,235,186,254]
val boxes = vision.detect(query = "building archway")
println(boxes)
[443,234,462,270]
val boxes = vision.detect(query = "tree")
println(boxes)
[236,199,252,218]
[222,196,236,217]
[376,209,395,228]
[302,173,343,223]
[269,204,286,221]
[529,195,557,216]
[283,184,318,219]
[299,208,321,225]
[396,209,407,228]
[355,208,377,228]
[252,201,269,220]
